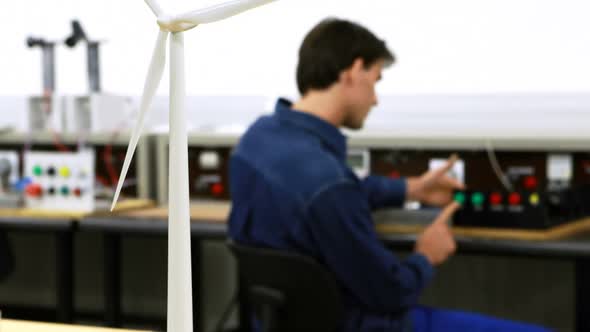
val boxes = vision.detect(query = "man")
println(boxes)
[228,18,551,332]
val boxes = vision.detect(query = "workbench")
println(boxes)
[81,201,590,332]
[0,319,152,332]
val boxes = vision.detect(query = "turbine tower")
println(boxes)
[110,1,278,330]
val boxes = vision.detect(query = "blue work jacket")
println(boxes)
[228,98,434,332]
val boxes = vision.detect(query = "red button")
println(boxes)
[73,188,82,197]
[508,193,521,205]
[210,183,224,196]
[25,184,43,197]
[490,192,502,205]
[523,176,538,190]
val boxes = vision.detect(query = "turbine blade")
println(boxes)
[110,30,169,211]
[171,0,277,25]
[145,0,164,16]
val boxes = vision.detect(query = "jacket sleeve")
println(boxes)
[306,180,433,313]
[361,175,407,210]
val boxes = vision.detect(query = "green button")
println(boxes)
[472,192,485,206]
[33,165,43,176]
[453,192,466,204]
[60,186,69,196]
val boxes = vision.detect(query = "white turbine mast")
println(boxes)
[110,1,277,331]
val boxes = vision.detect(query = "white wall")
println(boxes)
[3,0,590,97]
[2,0,590,133]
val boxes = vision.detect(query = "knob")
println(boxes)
[60,186,70,196]
[33,165,43,176]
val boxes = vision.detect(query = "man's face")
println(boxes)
[342,59,384,130]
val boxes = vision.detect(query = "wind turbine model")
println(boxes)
[110,1,277,331]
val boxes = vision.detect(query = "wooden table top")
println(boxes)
[0,319,152,332]
[0,199,154,220]
[111,201,230,223]
[98,200,590,241]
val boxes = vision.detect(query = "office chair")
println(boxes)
[228,240,344,332]
[0,231,14,281]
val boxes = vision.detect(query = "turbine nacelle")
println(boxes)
[157,15,198,33]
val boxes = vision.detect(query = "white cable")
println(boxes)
[485,139,513,191]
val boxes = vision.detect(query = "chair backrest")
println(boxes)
[228,240,344,332]
[0,231,14,282]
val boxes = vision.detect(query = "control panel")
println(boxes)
[161,132,590,230]
[451,186,590,229]
[24,150,95,212]
[188,147,232,200]
[366,149,590,229]
[0,142,141,199]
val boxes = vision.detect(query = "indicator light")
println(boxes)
[211,183,224,196]
[490,192,502,205]
[523,176,538,190]
[472,192,485,206]
[509,193,521,205]
[453,192,466,205]
[529,193,540,205]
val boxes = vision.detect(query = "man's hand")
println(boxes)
[406,154,465,207]
[415,202,459,266]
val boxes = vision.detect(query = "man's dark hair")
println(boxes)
[296,18,395,95]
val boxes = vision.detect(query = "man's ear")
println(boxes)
[350,58,366,83]
[351,58,365,73]
[340,58,365,86]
